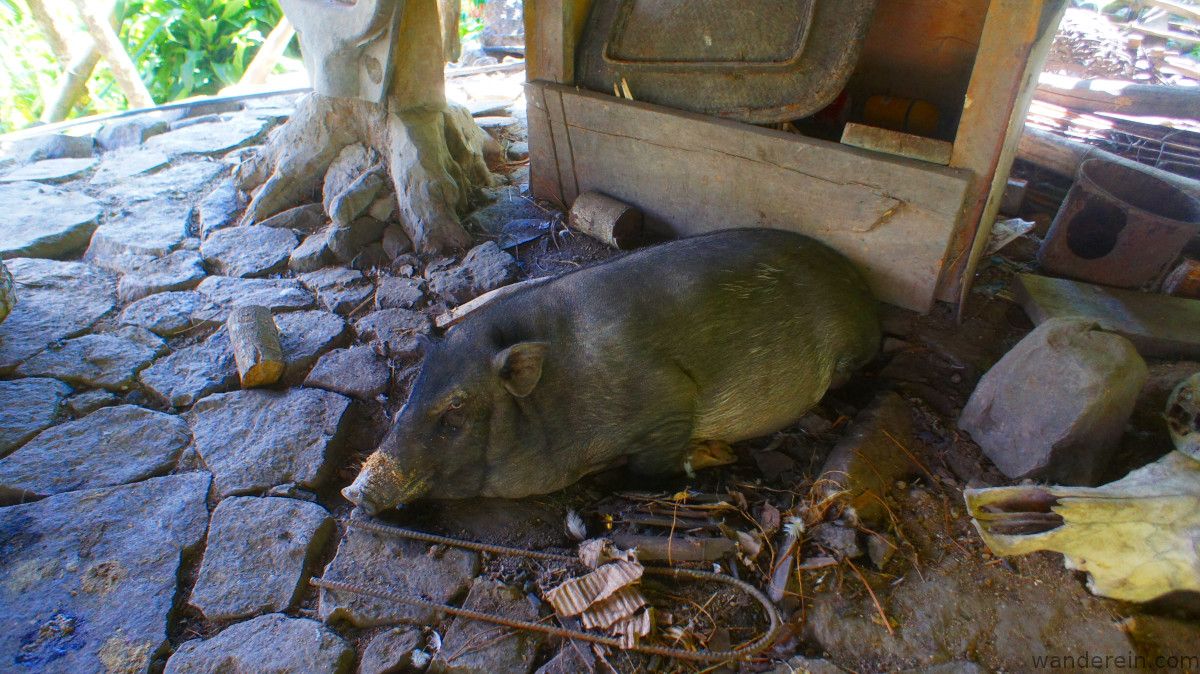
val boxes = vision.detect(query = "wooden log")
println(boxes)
[435,277,547,329]
[1035,72,1200,118]
[42,47,102,123]
[227,305,285,387]
[611,533,734,562]
[568,191,645,249]
[1131,22,1200,46]
[840,123,953,165]
[234,17,295,91]
[69,0,154,108]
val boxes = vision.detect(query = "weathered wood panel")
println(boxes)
[528,82,973,312]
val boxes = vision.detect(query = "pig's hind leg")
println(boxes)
[624,414,696,477]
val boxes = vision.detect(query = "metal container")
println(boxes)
[1038,158,1200,289]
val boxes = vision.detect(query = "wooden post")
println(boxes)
[227,306,285,388]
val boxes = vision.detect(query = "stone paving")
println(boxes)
[0,94,538,673]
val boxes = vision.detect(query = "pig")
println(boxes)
[343,228,880,513]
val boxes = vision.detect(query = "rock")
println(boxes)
[0,258,117,372]
[1132,361,1200,433]
[0,157,97,183]
[200,225,298,277]
[89,148,171,185]
[143,117,267,157]
[507,141,529,161]
[197,179,246,238]
[354,308,430,358]
[95,116,170,151]
[64,389,120,418]
[426,241,516,304]
[0,258,11,324]
[86,199,194,261]
[535,643,597,674]
[318,524,480,626]
[323,144,376,211]
[274,310,349,383]
[768,656,847,674]
[17,326,166,391]
[0,377,70,457]
[753,449,796,480]
[0,405,191,503]
[189,387,351,496]
[369,193,397,222]
[289,228,335,272]
[0,473,210,674]
[101,160,224,203]
[960,318,1149,485]
[297,267,374,315]
[867,532,897,569]
[898,663,985,674]
[190,496,334,620]
[381,224,412,258]
[195,275,314,317]
[117,250,208,302]
[164,614,352,674]
[431,579,543,674]
[10,133,94,162]
[0,182,101,258]
[475,115,518,131]
[120,290,223,336]
[351,241,390,271]
[375,276,425,310]
[359,627,423,674]
[464,187,546,235]
[258,202,327,233]
[140,329,237,407]
[304,346,390,400]
[809,523,863,560]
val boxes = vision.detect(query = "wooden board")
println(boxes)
[527,82,973,312]
[841,123,953,165]
[1015,273,1200,359]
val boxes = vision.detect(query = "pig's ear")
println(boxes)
[493,342,548,398]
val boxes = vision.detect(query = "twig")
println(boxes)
[845,559,894,636]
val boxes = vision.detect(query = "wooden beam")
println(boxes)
[1016,127,1200,198]
[1034,73,1200,118]
[524,0,592,83]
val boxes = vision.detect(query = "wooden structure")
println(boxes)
[524,1,1067,312]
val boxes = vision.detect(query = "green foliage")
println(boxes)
[0,0,57,131]
[459,0,486,42]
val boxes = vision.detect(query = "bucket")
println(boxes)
[1037,158,1200,289]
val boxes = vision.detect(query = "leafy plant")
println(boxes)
[0,0,58,131]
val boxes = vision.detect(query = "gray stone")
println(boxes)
[140,329,236,408]
[360,627,423,674]
[354,308,430,358]
[426,241,516,304]
[17,326,166,391]
[95,116,170,151]
[257,202,327,233]
[289,228,335,272]
[297,267,374,315]
[0,377,70,457]
[322,144,375,210]
[960,318,1149,485]
[375,276,425,309]
[101,160,225,204]
[768,656,848,674]
[65,388,120,418]
[464,187,546,235]
[189,387,351,496]
[164,614,352,674]
[120,290,223,336]
[0,258,117,371]
[475,115,518,130]
[197,179,246,238]
[0,473,210,674]
[190,496,334,620]
[0,404,191,502]
[898,663,985,674]
[351,242,390,271]
[381,224,412,258]
[10,133,94,162]
[86,199,193,261]
[432,579,543,674]
[506,141,529,161]
[535,644,596,674]
[89,148,171,185]
[304,346,390,400]
[809,523,863,560]
[0,181,100,258]
[0,157,97,183]
[196,275,314,318]
[273,310,348,383]
[318,524,480,627]
[201,225,298,277]
[143,117,267,157]
[117,249,208,302]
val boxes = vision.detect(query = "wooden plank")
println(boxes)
[1143,0,1200,22]
[524,82,564,205]
[533,82,972,312]
[1034,72,1200,118]
[1014,273,1200,359]
[1131,21,1200,46]
[524,0,593,83]
[841,123,953,165]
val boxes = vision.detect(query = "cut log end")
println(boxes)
[569,191,646,249]
[227,305,285,388]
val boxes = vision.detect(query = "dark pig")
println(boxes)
[343,229,880,512]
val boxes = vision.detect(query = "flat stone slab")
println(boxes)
[274,310,348,383]
[305,346,390,400]
[0,258,117,371]
[375,276,425,310]
[0,404,191,503]
[0,182,100,259]
[164,613,352,674]
[140,329,236,408]
[0,377,70,457]
[87,199,193,262]
[119,290,223,337]
[117,250,208,302]
[354,308,430,359]
[200,225,298,277]
[197,179,246,238]
[17,326,166,391]
[426,241,517,305]
[0,472,211,674]
[190,496,333,620]
[196,276,314,319]
[318,524,480,626]
[89,148,170,185]
[144,117,268,157]
[360,628,423,674]
[298,267,374,315]
[9,133,94,162]
[189,388,351,496]
[433,579,543,674]
[0,157,97,183]
[64,388,120,418]
[101,160,225,204]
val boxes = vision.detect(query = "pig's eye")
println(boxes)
[440,407,465,432]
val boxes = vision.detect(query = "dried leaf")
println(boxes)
[798,556,838,570]
[580,586,647,630]
[545,560,644,617]
[611,609,653,648]
[577,538,636,569]
[758,502,782,536]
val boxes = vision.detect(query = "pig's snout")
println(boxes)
[341,450,431,513]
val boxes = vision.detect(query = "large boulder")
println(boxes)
[959,318,1148,485]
